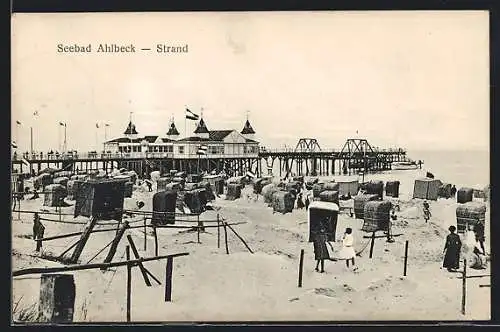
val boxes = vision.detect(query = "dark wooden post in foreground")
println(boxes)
[298,249,304,288]
[164,257,174,302]
[153,225,159,256]
[126,246,131,322]
[369,231,376,259]
[197,224,201,244]
[217,214,220,249]
[462,259,467,315]
[126,235,151,286]
[403,240,409,276]
[68,216,98,264]
[223,221,229,254]
[101,220,129,270]
[38,274,76,323]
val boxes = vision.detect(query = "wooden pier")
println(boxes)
[12,138,412,178]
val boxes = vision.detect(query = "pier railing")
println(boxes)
[12,147,407,162]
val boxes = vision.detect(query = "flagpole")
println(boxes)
[58,122,61,152]
[15,122,20,152]
[64,124,67,153]
[30,127,33,155]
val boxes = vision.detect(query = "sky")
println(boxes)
[11,11,489,153]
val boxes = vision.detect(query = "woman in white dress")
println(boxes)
[339,228,357,270]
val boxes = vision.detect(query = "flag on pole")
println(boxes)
[16,120,21,125]
[185,108,199,121]
[59,122,66,127]
[197,144,208,155]
[105,123,110,127]
[96,123,100,128]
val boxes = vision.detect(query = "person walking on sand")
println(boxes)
[340,228,357,271]
[305,195,310,210]
[313,227,333,273]
[443,225,462,272]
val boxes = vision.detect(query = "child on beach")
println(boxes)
[339,228,357,271]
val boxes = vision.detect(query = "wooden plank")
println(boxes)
[363,233,403,239]
[126,235,152,287]
[13,253,190,277]
[225,222,253,254]
[66,216,98,264]
[100,221,130,270]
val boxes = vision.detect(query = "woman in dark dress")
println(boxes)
[296,193,305,209]
[313,227,333,273]
[443,225,462,272]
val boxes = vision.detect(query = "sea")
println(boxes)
[270,149,490,189]
[407,149,489,189]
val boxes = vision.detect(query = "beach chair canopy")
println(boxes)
[308,201,339,242]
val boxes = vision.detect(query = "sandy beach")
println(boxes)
[11,168,490,322]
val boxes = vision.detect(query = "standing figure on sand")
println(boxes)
[443,225,462,272]
[423,200,431,222]
[339,228,357,271]
[313,227,334,273]
[296,193,305,209]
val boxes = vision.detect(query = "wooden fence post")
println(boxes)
[153,225,159,257]
[126,246,131,322]
[369,231,375,259]
[217,214,220,249]
[462,258,467,315]
[164,257,173,302]
[126,235,152,287]
[403,240,409,276]
[143,217,147,251]
[298,249,304,288]
[224,221,229,254]
[197,223,201,244]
